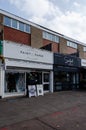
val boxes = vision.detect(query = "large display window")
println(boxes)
[5,72,25,93]
[54,71,75,91]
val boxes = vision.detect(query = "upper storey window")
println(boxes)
[12,19,17,29]
[25,24,30,33]
[19,22,24,31]
[4,16,11,27]
[4,16,30,33]
[83,47,86,52]
[67,41,77,49]
[43,31,59,43]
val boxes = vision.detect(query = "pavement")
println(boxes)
[0,90,86,130]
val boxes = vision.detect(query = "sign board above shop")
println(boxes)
[81,59,86,67]
[3,41,53,64]
[54,53,81,67]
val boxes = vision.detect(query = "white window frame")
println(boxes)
[4,16,31,34]
[43,31,59,43]
[67,41,77,49]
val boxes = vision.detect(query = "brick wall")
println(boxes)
[0,14,3,40]
[31,26,43,48]
[66,47,77,54]
[59,37,67,54]
[78,44,84,59]
[4,26,31,45]
[43,39,59,53]
[59,37,77,54]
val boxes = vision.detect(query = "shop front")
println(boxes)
[1,41,53,98]
[54,53,81,91]
[80,59,86,89]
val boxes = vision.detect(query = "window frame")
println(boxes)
[4,16,11,27]
[67,41,77,49]
[12,19,17,29]
[43,31,59,43]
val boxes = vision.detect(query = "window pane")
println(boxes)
[12,19,17,29]
[43,31,59,43]
[44,73,49,82]
[4,16,11,27]
[67,41,77,49]
[19,22,24,31]
[5,72,25,93]
[25,24,30,33]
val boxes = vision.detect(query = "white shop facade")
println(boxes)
[0,41,53,98]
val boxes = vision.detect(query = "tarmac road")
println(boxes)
[0,91,86,130]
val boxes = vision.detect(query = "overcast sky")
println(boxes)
[0,0,86,44]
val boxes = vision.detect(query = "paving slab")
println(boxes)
[0,91,86,130]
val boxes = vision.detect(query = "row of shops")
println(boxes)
[0,41,86,98]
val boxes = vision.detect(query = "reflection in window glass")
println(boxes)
[44,73,49,82]
[44,84,49,90]
[43,31,59,43]
[67,41,77,49]
[26,72,42,85]
[5,72,25,93]
[12,19,17,29]
[25,24,30,33]
[4,16,11,27]
[19,22,24,31]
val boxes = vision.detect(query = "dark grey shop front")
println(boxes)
[54,53,81,91]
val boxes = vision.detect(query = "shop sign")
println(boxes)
[3,41,53,64]
[36,85,44,96]
[81,59,86,67]
[54,53,81,67]
[28,85,37,97]
[64,56,74,66]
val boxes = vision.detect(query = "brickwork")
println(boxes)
[67,47,77,54]
[59,37,78,54]
[78,44,84,59]
[0,14,3,40]
[43,39,59,53]
[31,26,42,48]
[59,37,67,54]
[4,26,31,45]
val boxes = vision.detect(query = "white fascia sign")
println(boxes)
[3,41,53,64]
[81,59,86,67]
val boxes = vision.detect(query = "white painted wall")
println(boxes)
[5,59,53,70]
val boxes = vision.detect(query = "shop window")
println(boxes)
[4,16,11,27]
[5,72,25,93]
[26,72,42,86]
[43,84,49,91]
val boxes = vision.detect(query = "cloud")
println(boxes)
[8,0,86,43]
[73,2,80,7]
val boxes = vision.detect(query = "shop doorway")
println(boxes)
[42,72,50,93]
[26,71,50,94]
[26,72,42,96]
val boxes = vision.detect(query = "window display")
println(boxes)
[5,72,25,93]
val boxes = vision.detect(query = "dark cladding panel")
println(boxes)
[54,53,81,67]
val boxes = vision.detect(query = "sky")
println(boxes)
[0,0,86,44]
